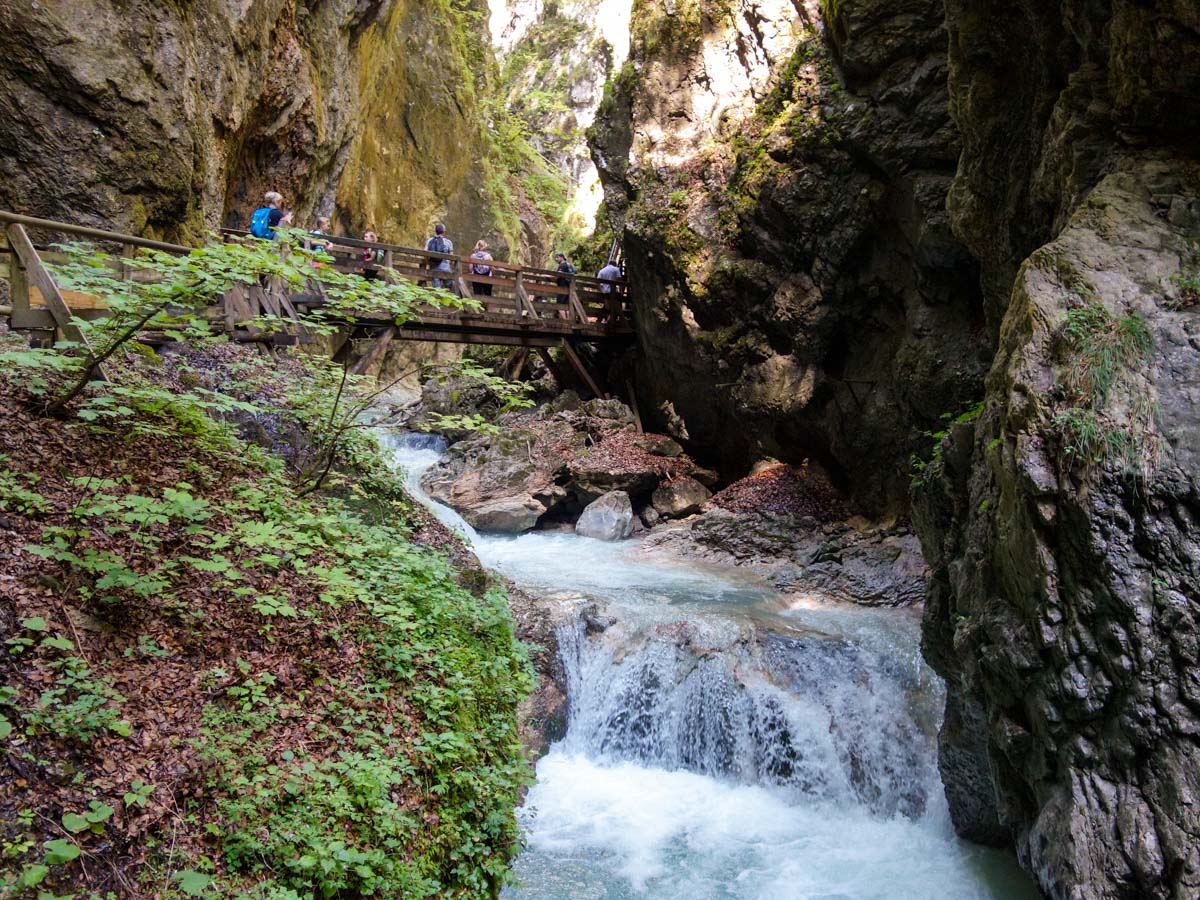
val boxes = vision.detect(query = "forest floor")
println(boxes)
[0,339,532,899]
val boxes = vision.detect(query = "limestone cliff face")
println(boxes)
[591,0,987,516]
[334,0,527,252]
[914,3,1200,896]
[0,0,534,253]
[0,0,388,241]
[917,160,1200,900]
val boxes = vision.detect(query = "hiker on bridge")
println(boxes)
[249,191,287,240]
[597,259,622,293]
[361,227,384,279]
[554,252,576,319]
[426,224,454,289]
[470,240,494,296]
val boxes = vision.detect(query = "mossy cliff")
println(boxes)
[592,0,1200,896]
[0,0,555,257]
[0,0,389,242]
[912,1,1200,895]
[591,0,986,517]
[334,0,544,258]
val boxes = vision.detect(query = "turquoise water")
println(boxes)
[384,433,1039,900]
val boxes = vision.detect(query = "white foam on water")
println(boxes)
[380,431,1038,899]
[512,753,1032,900]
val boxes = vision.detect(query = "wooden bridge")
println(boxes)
[0,211,633,392]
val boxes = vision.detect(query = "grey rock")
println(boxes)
[651,476,711,518]
[915,163,1200,898]
[637,504,661,529]
[462,496,546,534]
[575,491,635,541]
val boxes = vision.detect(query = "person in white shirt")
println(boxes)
[597,260,622,293]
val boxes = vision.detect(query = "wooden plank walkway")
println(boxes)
[0,212,634,354]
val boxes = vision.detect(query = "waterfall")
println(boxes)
[380,431,1036,899]
[555,619,938,820]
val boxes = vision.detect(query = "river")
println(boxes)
[383,432,1038,900]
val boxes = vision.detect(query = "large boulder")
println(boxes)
[463,496,546,533]
[420,419,581,533]
[650,477,711,518]
[575,491,635,541]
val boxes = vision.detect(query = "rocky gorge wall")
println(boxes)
[591,0,1200,896]
[591,0,989,516]
[0,0,538,251]
[913,2,1200,897]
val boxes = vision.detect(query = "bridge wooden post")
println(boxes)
[567,279,588,325]
[348,326,395,376]
[536,348,564,388]
[514,272,537,318]
[559,339,607,399]
[6,224,94,351]
[120,243,135,281]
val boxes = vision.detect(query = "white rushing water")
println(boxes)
[382,432,1038,900]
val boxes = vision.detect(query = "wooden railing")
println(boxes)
[219,228,631,329]
[0,211,633,352]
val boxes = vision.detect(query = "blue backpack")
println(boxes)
[249,206,274,239]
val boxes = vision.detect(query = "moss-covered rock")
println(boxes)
[591,0,984,516]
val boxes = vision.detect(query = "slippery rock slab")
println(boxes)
[651,476,711,518]
[462,496,546,533]
[420,422,578,533]
[575,491,635,541]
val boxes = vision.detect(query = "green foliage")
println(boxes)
[1167,239,1200,309]
[1052,407,1144,468]
[189,467,534,897]
[1,263,534,896]
[910,401,984,488]
[421,359,536,436]
[2,642,131,742]
[0,458,51,514]
[1059,303,1152,405]
[171,870,212,896]
[62,801,114,835]
[123,780,155,808]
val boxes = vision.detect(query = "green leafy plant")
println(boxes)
[124,780,155,808]
[62,801,115,835]
[1167,239,1200,310]
[910,401,984,488]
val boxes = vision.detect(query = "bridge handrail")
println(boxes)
[220,228,627,290]
[0,210,190,254]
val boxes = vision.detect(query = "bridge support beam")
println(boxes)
[559,340,607,400]
[348,326,396,376]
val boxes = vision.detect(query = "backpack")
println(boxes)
[471,252,491,276]
[249,207,274,239]
[427,235,450,265]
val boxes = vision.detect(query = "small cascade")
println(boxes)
[378,430,478,543]
[555,620,938,819]
[380,430,1037,898]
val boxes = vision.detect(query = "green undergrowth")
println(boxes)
[0,246,534,897]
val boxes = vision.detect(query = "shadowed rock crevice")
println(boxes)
[591,0,988,517]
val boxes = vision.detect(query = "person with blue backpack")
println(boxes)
[249,191,286,240]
